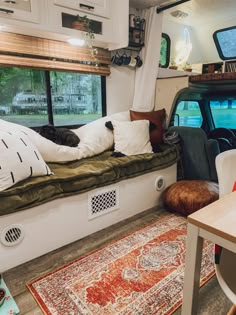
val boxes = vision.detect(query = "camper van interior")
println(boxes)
[0,0,236,314]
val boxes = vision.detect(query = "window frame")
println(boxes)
[159,33,171,68]
[170,100,203,128]
[213,25,236,60]
[45,70,107,129]
[209,98,236,130]
[0,66,107,130]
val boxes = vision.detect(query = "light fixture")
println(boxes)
[171,10,188,18]
[67,38,85,46]
[157,0,190,13]
[3,0,16,4]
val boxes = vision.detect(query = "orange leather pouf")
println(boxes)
[162,180,219,215]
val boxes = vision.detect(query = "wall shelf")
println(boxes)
[225,60,236,73]
[189,72,236,83]
[128,15,145,50]
[202,62,223,74]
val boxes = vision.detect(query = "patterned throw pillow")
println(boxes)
[0,131,52,191]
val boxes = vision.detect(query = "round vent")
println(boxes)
[0,224,25,247]
[155,176,166,191]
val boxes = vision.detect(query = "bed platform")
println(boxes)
[0,145,178,271]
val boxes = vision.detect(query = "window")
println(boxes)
[159,33,170,68]
[0,67,105,128]
[213,26,236,60]
[173,101,203,127]
[210,100,236,129]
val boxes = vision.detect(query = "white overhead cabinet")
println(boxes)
[0,0,40,23]
[53,0,110,18]
[0,0,129,50]
[45,0,129,49]
[47,0,111,48]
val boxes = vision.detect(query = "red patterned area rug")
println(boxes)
[27,214,215,315]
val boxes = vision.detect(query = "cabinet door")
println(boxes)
[54,0,110,18]
[0,0,40,23]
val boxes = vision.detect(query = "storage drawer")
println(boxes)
[0,0,40,23]
[53,0,110,18]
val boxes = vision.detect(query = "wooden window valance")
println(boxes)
[0,32,111,75]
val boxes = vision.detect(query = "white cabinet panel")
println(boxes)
[0,0,40,23]
[53,0,110,18]
[0,0,128,50]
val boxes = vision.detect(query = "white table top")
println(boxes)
[188,191,236,243]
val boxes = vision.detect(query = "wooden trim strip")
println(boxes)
[0,55,110,76]
[0,32,111,75]
[190,72,236,82]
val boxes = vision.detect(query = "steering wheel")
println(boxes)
[208,128,235,152]
[208,128,235,141]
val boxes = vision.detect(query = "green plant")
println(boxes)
[169,58,178,69]
[183,62,192,70]
[73,15,98,66]
[170,58,177,66]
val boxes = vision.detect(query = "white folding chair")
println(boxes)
[215,149,236,306]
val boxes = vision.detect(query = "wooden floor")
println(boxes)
[3,207,233,315]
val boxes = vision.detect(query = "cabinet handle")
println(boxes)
[79,3,95,11]
[0,7,14,14]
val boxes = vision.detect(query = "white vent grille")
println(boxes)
[170,10,189,18]
[0,224,25,247]
[88,186,119,220]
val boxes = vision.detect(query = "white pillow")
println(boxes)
[112,120,153,156]
[73,111,130,159]
[0,131,52,191]
[0,119,81,162]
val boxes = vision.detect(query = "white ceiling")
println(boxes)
[129,0,236,27]
[129,0,170,9]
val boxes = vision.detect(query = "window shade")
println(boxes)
[0,32,111,75]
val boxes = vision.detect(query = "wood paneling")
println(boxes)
[0,55,110,75]
[2,207,233,314]
[3,208,162,314]
[190,72,236,83]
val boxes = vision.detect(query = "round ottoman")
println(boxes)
[162,180,219,215]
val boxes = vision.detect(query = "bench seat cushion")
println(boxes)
[0,145,179,216]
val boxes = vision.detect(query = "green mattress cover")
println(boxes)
[0,145,179,216]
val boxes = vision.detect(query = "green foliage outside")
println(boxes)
[159,37,167,67]
[175,108,236,129]
[2,113,101,127]
[0,66,102,127]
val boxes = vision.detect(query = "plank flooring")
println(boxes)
[2,207,233,315]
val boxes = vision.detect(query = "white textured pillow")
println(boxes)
[112,120,153,156]
[0,119,81,162]
[0,131,52,191]
[73,111,130,159]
